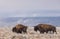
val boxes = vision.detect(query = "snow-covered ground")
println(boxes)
[0,27,60,39]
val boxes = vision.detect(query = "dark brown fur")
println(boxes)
[12,24,27,34]
[34,24,57,34]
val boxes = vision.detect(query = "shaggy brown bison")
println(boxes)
[12,24,27,34]
[34,24,57,34]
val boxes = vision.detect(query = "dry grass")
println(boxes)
[0,27,60,39]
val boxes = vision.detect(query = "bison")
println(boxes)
[34,24,57,34]
[12,24,27,34]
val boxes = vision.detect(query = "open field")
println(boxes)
[0,27,60,39]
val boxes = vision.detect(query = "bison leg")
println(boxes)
[19,29,23,34]
[40,31,44,34]
[46,31,48,34]
[52,30,57,34]
[40,30,44,34]
[23,28,27,33]
[38,29,44,34]
[16,29,22,33]
[19,30,22,33]
[23,30,27,34]
[17,31,22,33]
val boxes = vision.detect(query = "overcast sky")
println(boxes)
[0,0,60,18]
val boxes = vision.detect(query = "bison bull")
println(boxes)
[34,24,57,34]
[12,24,27,34]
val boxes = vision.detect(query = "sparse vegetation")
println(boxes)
[0,27,60,39]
